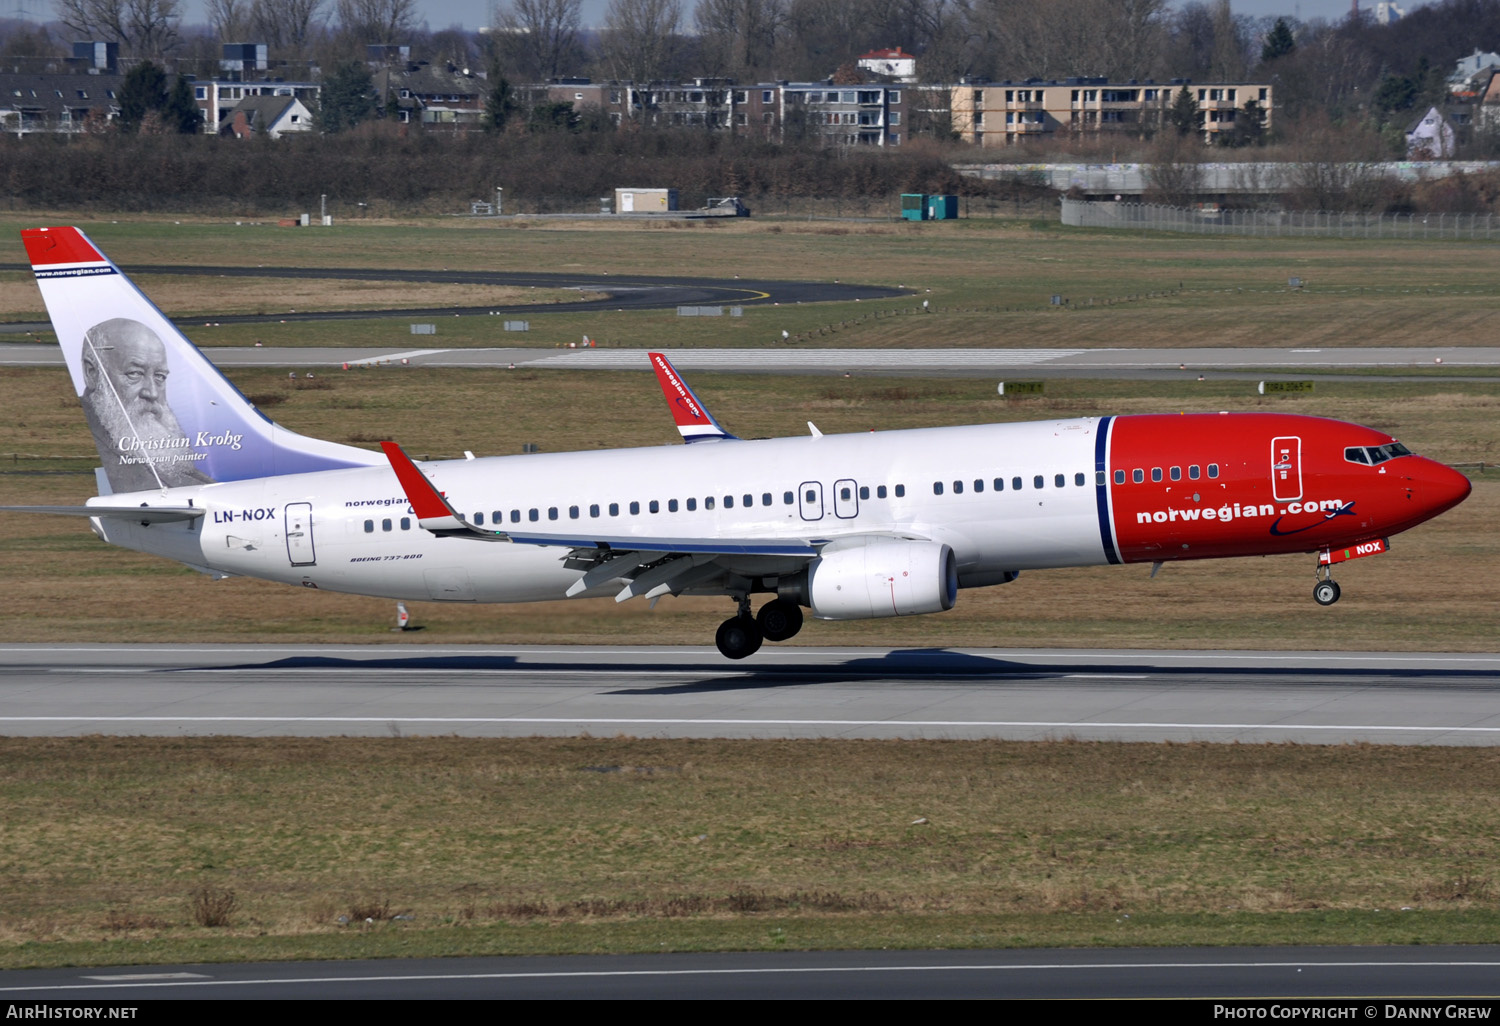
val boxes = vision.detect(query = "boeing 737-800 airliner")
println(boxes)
[7,226,1473,658]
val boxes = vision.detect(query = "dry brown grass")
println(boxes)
[0,736,1495,958]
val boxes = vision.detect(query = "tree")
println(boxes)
[495,0,583,81]
[164,73,203,133]
[206,0,252,42]
[1261,17,1295,63]
[54,0,182,57]
[527,100,580,132]
[251,0,326,59]
[316,60,375,132]
[600,0,683,84]
[484,73,517,132]
[117,59,168,132]
[694,0,786,80]
[1168,83,1199,137]
[335,0,415,45]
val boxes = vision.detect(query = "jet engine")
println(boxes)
[806,537,957,620]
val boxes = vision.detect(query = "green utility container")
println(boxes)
[901,193,928,221]
[927,194,958,220]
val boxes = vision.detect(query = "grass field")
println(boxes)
[1,214,1498,353]
[0,213,1497,967]
[1,736,1497,969]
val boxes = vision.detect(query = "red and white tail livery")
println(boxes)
[3,227,1473,658]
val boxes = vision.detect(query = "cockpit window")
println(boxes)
[1345,442,1412,466]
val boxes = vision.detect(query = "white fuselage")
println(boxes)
[92,418,1110,603]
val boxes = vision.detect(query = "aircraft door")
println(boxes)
[798,481,824,521]
[1271,436,1303,502]
[833,478,859,519]
[285,502,316,566]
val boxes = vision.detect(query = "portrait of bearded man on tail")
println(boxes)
[80,317,215,492]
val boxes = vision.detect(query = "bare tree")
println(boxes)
[495,0,583,81]
[335,0,415,44]
[694,0,786,80]
[251,0,326,58]
[959,0,1164,82]
[600,0,682,83]
[55,0,182,57]
[207,0,253,42]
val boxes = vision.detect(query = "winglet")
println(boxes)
[648,351,736,443]
[379,441,467,532]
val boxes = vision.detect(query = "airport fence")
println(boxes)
[1061,198,1500,240]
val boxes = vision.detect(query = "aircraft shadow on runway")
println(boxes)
[191,650,1500,696]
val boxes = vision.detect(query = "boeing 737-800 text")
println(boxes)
[6,226,1472,658]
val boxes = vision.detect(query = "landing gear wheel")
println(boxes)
[715,616,764,659]
[1313,580,1342,606]
[757,599,804,642]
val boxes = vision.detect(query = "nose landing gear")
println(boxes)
[1313,565,1342,606]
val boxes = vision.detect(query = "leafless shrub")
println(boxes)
[101,910,168,931]
[189,885,238,928]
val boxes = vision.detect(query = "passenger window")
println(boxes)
[840,486,852,500]
[895,484,905,497]
[547,507,558,520]
[687,498,696,511]
[1132,469,1144,483]
[762,493,772,506]
[590,504,600,517]
[934,482,944,495]
[382,518,392,531]
[492,511,502,524]
[994,478,1004,491]
[528,509,539,522]
[784,491,795,504]
[743,494,753,507]
[1189,465,1200,480]
[974,479,984,493]
[1076,473,1087,486]
[364,520,374,533]
[1208,464,1220,479]
[1034,475,1044,489]
[706,497,716,510]
[474,512,484,525]
[609,503,619,517]
[649,500,659,513]
[1054,474,1065,488]
[400,517,410,530]
[1114,470,1125,484]
[629,501,640,515]
[953,481,963,494]
[569,505,579,519]
[669,499,679,512]
[724,495,735,509]
[1151,468,1163,483]
[877,485,887,498]
[1011,477,1022,491]
[1170,467,1181,481]
[859,486,870,500]
[511,510,521,523]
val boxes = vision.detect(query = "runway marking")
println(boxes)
[1,716,1497,733]
[7,960,1500,993]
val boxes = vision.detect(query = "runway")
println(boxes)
[2,343,1497,375]
[4,645,1498,745]
[3,946,1499,999]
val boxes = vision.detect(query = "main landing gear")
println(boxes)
[1313,565,1342,606]
[715,598,805,659]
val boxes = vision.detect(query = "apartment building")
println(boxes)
[780,83,904,146]
[951,78,1273,146]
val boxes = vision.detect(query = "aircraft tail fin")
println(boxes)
[22,226,384,493]
[648,351,737,443]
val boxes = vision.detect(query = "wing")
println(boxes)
[379,441,818,602]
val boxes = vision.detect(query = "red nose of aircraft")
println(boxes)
[1404,458,1472,525]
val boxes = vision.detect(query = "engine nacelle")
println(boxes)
[807,538,958,620]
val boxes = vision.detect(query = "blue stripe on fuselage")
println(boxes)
[1094,415,1121,565]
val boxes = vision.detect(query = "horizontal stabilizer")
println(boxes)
[0,504,204,523]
